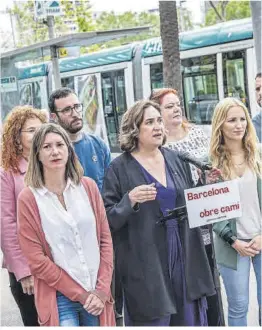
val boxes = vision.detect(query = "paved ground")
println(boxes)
[1,266,259,326]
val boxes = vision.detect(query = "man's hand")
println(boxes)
[20,275,34,295]
[232,239,260,257]
[83,293,104,316]
[247,235,262,251]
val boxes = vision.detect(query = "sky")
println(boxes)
[0,0,203,31]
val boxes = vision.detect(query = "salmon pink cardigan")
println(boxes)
[0,158,31,281]
[17,177,115,326]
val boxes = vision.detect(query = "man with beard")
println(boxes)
[48,87,111,191]
[252,73,262,142]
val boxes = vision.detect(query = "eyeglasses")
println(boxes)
[56,103,83,116]
[21,128,39,134]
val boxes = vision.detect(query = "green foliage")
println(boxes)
[87,7,193,52]
[10,0,48,47]
[205,0,251,26]
[89,10,160,51]
[10,0,193,54]
[61,0,95,32]
[9,0,93,48]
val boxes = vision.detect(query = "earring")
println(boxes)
[219,133,224,144]
[16,139,23,153]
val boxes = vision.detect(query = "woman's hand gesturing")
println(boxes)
[129,183,157,208]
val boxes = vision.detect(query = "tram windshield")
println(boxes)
[182,55,219,124]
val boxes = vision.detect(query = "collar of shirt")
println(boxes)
[36,178,77,196]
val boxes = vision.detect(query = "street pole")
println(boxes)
[9,10,17,48]
[179,0,186,32]
[47,15,61,89]
[250,1,261,73]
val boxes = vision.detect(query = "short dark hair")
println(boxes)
[255,72,261,79]
[119,100,166,152]
[48,87,77,114]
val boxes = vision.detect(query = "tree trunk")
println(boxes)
[159,1,184,109]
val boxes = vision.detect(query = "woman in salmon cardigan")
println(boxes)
[17,123,115,327]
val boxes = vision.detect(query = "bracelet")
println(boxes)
[222,231,237,246]
[133,203,140,211]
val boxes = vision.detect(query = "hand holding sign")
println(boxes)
[185,180,242,228]
[197,167,222,184]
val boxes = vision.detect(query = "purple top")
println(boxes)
[137,160,207,326]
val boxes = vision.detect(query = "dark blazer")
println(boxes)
[102,147,215,322]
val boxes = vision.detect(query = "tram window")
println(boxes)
[182,55,219,124]
[61,77,75,90]
[101,70,127,152]
[19,82,42,109]
[114,74,126,127]
[222,50,248,108]
[150,63,164,90]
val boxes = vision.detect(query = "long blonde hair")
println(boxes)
[209,97,261,179]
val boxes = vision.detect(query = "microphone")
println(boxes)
[178,152,212,171]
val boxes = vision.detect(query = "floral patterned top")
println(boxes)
[165,125,211,245]
[165,125,210,184]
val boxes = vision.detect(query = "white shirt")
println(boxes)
[30,180,100,291]
[236,169,261,239]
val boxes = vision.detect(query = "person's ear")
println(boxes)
[50,112,58,123]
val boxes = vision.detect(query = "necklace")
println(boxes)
[233,160,246,167]
[53,192,64,197]
[49,188,65,197]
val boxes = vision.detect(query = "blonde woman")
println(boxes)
[210,97,261,326]
[17,123,115,326]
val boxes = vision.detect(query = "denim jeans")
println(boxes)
[218,252,261,326]
[56,292,100,326]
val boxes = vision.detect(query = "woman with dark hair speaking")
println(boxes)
[17,123,115,327]
[102,100,221,326]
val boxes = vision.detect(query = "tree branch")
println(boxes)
[209,1,225,22]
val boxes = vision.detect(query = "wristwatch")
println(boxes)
[227,235,237,246]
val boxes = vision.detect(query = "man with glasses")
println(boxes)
[48,87,111,191]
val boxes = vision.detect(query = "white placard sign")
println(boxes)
[184,180,242,228]
[1,76,17,93]
[35,1,62,19]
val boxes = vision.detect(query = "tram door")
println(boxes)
[222,50,249,109]
[182,55,219,124]
[101,70,127,153]
[18,78,48,110]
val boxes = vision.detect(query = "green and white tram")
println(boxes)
[16,17,256,153]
